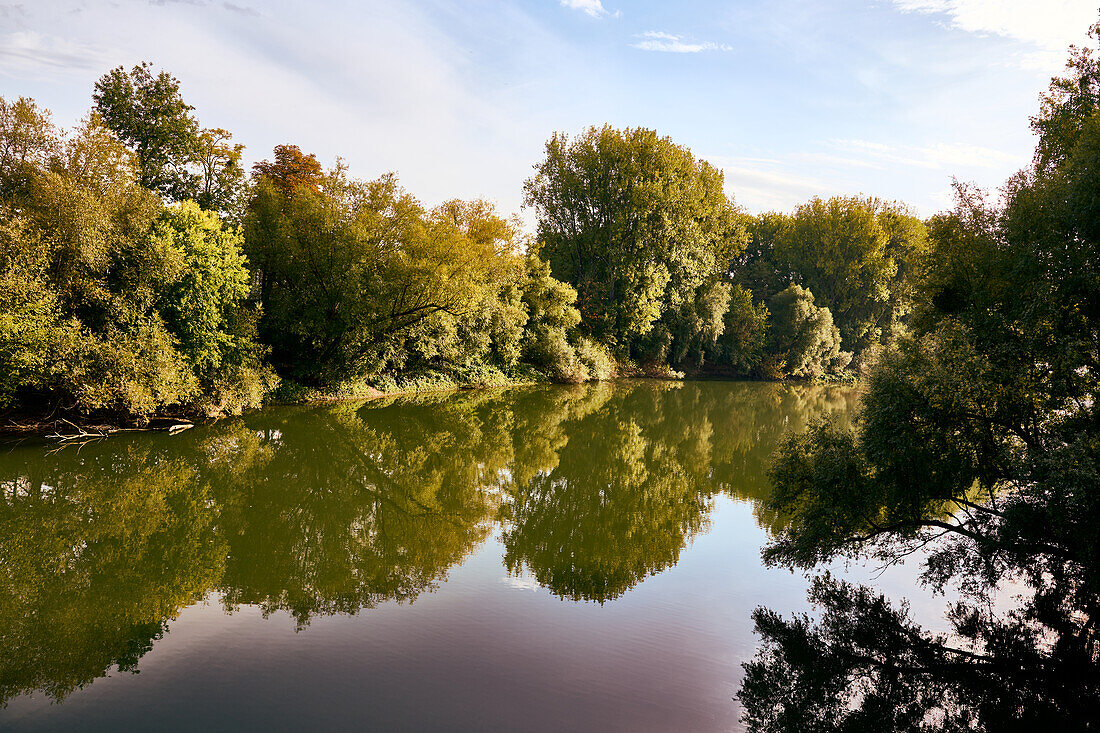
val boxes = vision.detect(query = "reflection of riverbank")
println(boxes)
[0,381,858,705]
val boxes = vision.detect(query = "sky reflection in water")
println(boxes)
[0,380,891,732]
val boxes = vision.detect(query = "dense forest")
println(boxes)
[0,62,929,423]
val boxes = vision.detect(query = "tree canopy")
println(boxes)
[524,125,747,355]
[738,23,1100,731]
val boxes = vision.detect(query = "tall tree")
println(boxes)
[92,63,200,201]
[524,125,745,352]
[773,196,927,359]
[93,63,245,217]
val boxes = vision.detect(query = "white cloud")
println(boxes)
[828,138,1023,170]
[893,0,1096,69]
[632,30,731,53]
[0,31,111,76]
[707,138,1025,216]
[706,156,844,212]
[560,0,613,19]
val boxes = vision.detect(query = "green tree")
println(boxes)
[0,99,269,419]
[93,63,245,217]
[738,25,1100,731]
[519,252,609,382]
[772,196,927,358]
[733,212,794,303]
[246,161,529,387]
[764,284,849,379]
[150,201,274,414]
[714,283,769,375]
[92,63,200,201]
[524,125,745,352]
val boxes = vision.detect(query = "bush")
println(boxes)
[575,337,615,380]
[766,284,851,379]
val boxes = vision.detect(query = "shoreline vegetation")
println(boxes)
[2,64,919,435]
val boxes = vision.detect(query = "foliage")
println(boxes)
[0,97,57,200]
[0,100,268,419]
[245,162,536,388]
[518,253,586,381]
[93,63,245,217]
[715,283,769,374]
[739,25,1100,731]
[92,62,199,201]
[149,201,275,415]
[733,212,794,302]
[765,285,849,379]
[771,196,926,358]
[251,144,322,196]
[524,125,746,352]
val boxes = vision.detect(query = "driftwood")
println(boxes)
[46,418,109,441]
[4,416,196,441]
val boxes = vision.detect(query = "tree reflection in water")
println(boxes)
[0,381,856,705]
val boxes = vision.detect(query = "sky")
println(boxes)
[1,0,1098,224]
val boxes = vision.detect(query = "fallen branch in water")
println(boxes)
[46,418,109,442]
[3,416,197,440]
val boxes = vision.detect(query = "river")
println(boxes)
[0,380,940,732]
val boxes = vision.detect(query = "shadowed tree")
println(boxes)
[738,22,1100,732]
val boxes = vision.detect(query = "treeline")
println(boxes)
[0,63,928,422]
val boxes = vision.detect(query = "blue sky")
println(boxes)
[1,0,1097,223]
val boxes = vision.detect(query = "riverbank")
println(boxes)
[0,360,852,439]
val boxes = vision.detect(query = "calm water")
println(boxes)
[0,380,928,732]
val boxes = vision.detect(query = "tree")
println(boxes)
[764,284,849,379]
[0,99,269,420]
[738,24,1100,731]
[251,144,322,196]
[714,284,769,375]
[191,128,247,220]
[93,63,246,217]
[771,197,927,359]
[245,160,529,387]
[733,212,794,303]
[149,201,274,414]
[518,253,584,380]
[524,125,745,351]
[92,63,200,201]
[0,96,57,199]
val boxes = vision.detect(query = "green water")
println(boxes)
[0,380,867,732]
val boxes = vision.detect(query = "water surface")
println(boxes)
[0,380,886,731]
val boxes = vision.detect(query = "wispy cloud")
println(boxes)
[222,2,258,17]
[828,138,1024,170]
[0,31,112,76]
[892,0,1096,70]
[632,30,730,53]
[560,0,615,19]
[707,156,843,212]
[0,4,27,20]
[707,138,1024,215]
